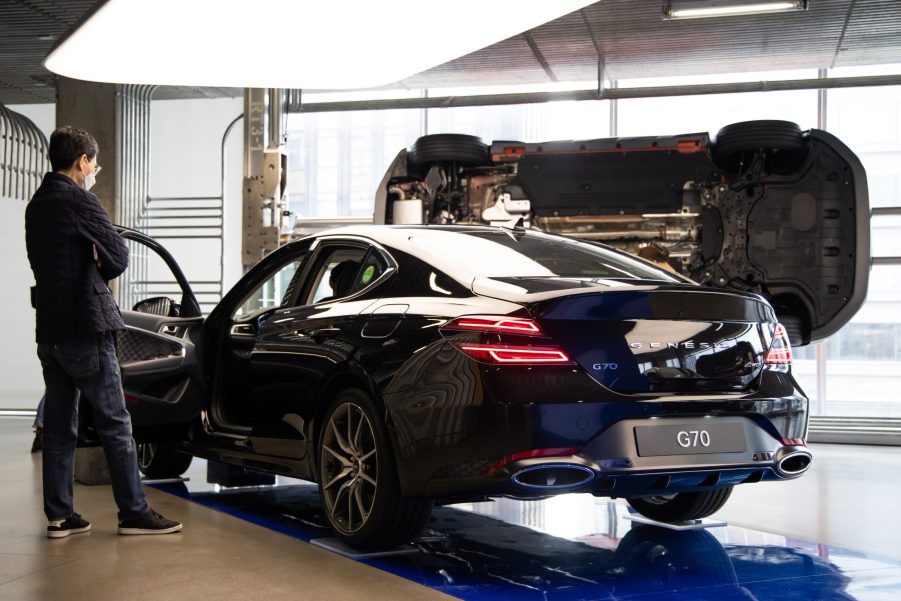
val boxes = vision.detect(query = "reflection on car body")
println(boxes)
[93,223,813,549]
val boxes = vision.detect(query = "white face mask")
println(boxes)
[83,162,100,191]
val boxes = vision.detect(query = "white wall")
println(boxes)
[0,104,55,409]
[150,97,244,293]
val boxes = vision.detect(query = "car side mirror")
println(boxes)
[132,296,181,317]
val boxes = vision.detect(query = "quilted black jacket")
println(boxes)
[25,172,128,344]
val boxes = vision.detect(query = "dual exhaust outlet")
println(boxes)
[508,445,812,490]
[774,445,812,477]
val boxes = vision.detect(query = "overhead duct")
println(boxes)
[0,103,49,201]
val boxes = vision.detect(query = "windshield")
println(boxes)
[408,229,682,282]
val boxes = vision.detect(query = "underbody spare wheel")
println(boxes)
[626,487,734,523]
[136,442,193,479]
[712,120,806,174]
[407,133,490,173]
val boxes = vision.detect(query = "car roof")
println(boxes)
[297,224,694,292]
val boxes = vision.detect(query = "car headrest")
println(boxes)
[329,260,361,298]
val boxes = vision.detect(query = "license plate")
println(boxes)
[634,423,747,457]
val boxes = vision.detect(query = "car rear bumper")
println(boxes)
[384,344,809,497]
[488,440,812,500]
[417,415,811,499]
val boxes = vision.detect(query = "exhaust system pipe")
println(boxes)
[774,446,812,477]
[512,464,595,489]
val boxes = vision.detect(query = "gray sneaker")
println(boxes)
[47,513,91,538]
[118,509,182,535]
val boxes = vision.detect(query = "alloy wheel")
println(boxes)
[137,442,157,470]
[320,402,378,534]
[642,494,678,505]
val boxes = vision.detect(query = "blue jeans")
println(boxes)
[37,331,149,522]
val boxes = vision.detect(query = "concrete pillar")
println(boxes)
[56,78,154,309]
[56,77,119,221]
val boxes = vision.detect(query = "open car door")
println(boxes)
[79,227,206,445]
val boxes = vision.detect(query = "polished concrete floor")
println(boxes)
[0,418,454,601]
[2,415,901,600]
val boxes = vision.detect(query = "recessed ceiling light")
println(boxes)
[45,0,597,90]
[664,0,807,19]
[36,34,55,41]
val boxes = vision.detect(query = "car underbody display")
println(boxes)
[376,121,870,345]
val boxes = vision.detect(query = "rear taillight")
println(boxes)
[765,322,793,365]
[486,447,581,476]
[442,315,572,365]
[781,438,807,446]
[458,345,571,364]
[442,316,544,335]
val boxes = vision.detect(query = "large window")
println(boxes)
[811,76,901,417]
[285,68,901,419]
[617,70,819,137]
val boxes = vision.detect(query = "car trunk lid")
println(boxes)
[531,287,775,394]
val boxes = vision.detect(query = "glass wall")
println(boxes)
[815,74,901,417]
[285,108,423,218]
[285,67,901,419]
[617,70,819,136]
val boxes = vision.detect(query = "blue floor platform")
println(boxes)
[151,476,901,601]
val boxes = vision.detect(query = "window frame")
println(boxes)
[295,235,398,307]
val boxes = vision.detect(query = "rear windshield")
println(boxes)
[409,229,681,282]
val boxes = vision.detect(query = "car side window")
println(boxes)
[304,246,368,305]
[348,248,389,295]
[233,258,305,319]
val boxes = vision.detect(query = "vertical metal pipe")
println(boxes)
[25,113,38,195]
[143,85,153,298]
[817,68,828,133]
[609,80,618,138]
[816,341,827,416]
[814,68,828,417]
[12,112,24,200]
[221,114,243,300]
[115,85,124,306]
[268,88,282,148]
[3,106,14,198]
[1,107,9,198]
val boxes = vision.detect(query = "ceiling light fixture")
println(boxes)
[45,0,597,90]
[663,0,807,19]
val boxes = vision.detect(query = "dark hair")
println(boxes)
[48,126,98,171]
[637,241,669,263]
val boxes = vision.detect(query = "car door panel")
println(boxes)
[115,229,205,432]
[242,238,393,458]
[249,298,378,458]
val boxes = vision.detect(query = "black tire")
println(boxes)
[136,442,193,479]
[712,120,805,174]
[626,486,733,523]
[407,134,490,171]
[317,388,433,549]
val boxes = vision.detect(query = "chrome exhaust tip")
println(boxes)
[512,464,595,489]
[774,446,812,477]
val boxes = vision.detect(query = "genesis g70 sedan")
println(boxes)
[92,224,813,549]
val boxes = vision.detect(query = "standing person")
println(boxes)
[25,126,182,538]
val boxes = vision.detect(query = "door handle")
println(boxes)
[230,323,256,337]
[309,327,340,342]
